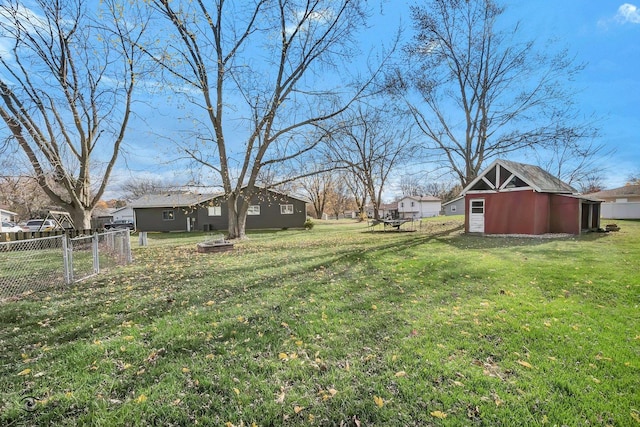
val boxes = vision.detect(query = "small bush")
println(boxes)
[304,218,314,230]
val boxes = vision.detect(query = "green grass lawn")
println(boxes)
[1,218,638,426]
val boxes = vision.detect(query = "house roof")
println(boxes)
[400,195,441,202]
[0,206,18,215]
[585,184,640,199]
[130,192,220,208]
[130,187,309,209]
[442,195,464,206]
[461,159,576,195]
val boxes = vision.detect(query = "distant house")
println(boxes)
[460,159,601,235]
[0,207,17,223]
[442,196,465,216]
[365,202,399,219]
[397,195,441,219]
[586,184,640,219]
[131,187,308,232]
[112,206,135,222]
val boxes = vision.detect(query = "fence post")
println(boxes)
[93,232,100,274]
[124,230,133,263]
[62,235,73,284]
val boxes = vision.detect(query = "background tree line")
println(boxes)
[1,0,611,234]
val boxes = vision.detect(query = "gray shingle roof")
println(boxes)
[461,159,577,195]
[130,192,220,208]
[586,184,640,198]
[497,160,576,193]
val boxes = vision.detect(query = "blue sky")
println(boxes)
[107,1,639,197]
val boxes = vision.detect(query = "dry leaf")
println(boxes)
[275,392,286,404]
[135,394,147,404]
[294,405,304,414]
[278,352,288,360]
[395,371,407,377]
[373,395,384,408]
[430,410,447,419]
[517,360,533,369]
[17,368,31,376]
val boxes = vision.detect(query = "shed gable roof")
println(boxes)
[461,159,576,195]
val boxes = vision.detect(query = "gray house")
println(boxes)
[131,188,308,232]
[442,196,465,216]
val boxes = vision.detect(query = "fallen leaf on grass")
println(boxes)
[294,405,304,414]
[395,371,407,377]
[275,391,286,404]
[373,396,384,408]
[17,368,31,376]
[430,410,447,419]
[517,360,533,369]
[135,394,147,404]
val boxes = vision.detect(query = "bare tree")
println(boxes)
[344,171,368,219]
[326,104,415,220]
[396,0,601,187]
[399,174,427,197]
[0,0,148,228]
[297,172,334,219]
[326,174,356,219]
[576,174,604,194]
[0,175,52,220]
[119,177,173,202]
[144,0,392,239]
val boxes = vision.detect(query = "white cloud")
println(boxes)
[615,3,640,24]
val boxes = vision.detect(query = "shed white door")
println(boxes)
[469,199,485,233]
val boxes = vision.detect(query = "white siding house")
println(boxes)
[397,195,441,219]
[112,206,135,222]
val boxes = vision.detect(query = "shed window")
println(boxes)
[208,206,222,216]
[280,204,294,214]
[450,205,457,213]
[162,210,175,221]
[471,201,484,214]
[247,205,260,215]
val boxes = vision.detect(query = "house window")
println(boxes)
[162,210,175,221]
[400,202,404,207]
[247,205,260,215]
[411,201,415,207]
[208,206,222,216]
[451,205,457,213]
[280,204,294,214]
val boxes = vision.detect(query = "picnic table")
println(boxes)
[368,218,413,231]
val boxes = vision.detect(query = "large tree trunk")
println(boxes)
[69,207,93,230]
[227,193,249,240]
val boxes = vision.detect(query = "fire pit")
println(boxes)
[197,234,234,253]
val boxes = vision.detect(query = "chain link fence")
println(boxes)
[0,229,132,300]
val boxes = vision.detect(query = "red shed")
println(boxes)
[461,159,601,235]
